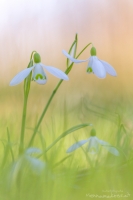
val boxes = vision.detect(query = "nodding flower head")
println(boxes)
[66,129,119,156]
[10,51,69,86]
[62,45,117,79]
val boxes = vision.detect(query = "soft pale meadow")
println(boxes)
[0,1,133,200]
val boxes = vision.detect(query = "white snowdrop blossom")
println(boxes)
[10,52,69,86]
[8,147,45,185]
[67,129,119,156]
[62,47,117,79]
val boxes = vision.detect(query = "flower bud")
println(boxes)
[90,128,96,136]
[34,53,41,63]
[90,47,96,56]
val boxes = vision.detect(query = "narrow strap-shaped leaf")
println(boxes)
[53,155,72,168]
[60,123,92,138]
[7,127,14,162]
[42,123,92,154]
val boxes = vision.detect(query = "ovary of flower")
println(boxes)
[10,52,69,86]
[66,136,119,156]
[62,47,117,79]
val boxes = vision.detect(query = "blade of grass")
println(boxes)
[37,123,92,158]
[53,155,72,168]
[7,127,14,162]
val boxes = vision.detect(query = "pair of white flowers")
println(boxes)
[10,47,117,86]
[67,129,119,156]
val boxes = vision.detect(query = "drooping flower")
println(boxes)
[67,129,119,156]
[9,147,45,182]
[10,52,69,86]
[62,47,117,78]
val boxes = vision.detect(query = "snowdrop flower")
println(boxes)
[10,52,69,86]
[9,147,45,184]
[62,47,117,78]
[67,129,119,156]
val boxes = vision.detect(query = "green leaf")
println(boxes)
[1,128,15,168]
[67,33,78,68]
[53,155,72,168]
[44,123,92,153]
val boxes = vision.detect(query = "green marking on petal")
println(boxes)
[34,53,41,63]
[87,67,93,73]
[35,74,46,80]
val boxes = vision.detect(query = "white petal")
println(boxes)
[26,156,45,174]
[97,139,119,156]
[86,57,93,74]
[91,57,106,78]
[67,140,89,153]
[42,64,69,80]
[10,66,34,86]
[100,60,117,76]
[88,57,93,66]
[87,137,99,154]
[32,64,47,85]
[25,147,42,155]
[36,79,47,84]
[62,50,89,63]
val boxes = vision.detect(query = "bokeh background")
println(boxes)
[1,0,133,87]
[1,0,133,134]
[0,1,133,199]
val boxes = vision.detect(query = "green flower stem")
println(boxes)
[28,72,66,147]
[19,52,35,155]
[19,95,28,154]
[30,51,36,60]
[28,43,92,147]
[76,43,92,58]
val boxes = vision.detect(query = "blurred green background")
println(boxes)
[0,1,133,199]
